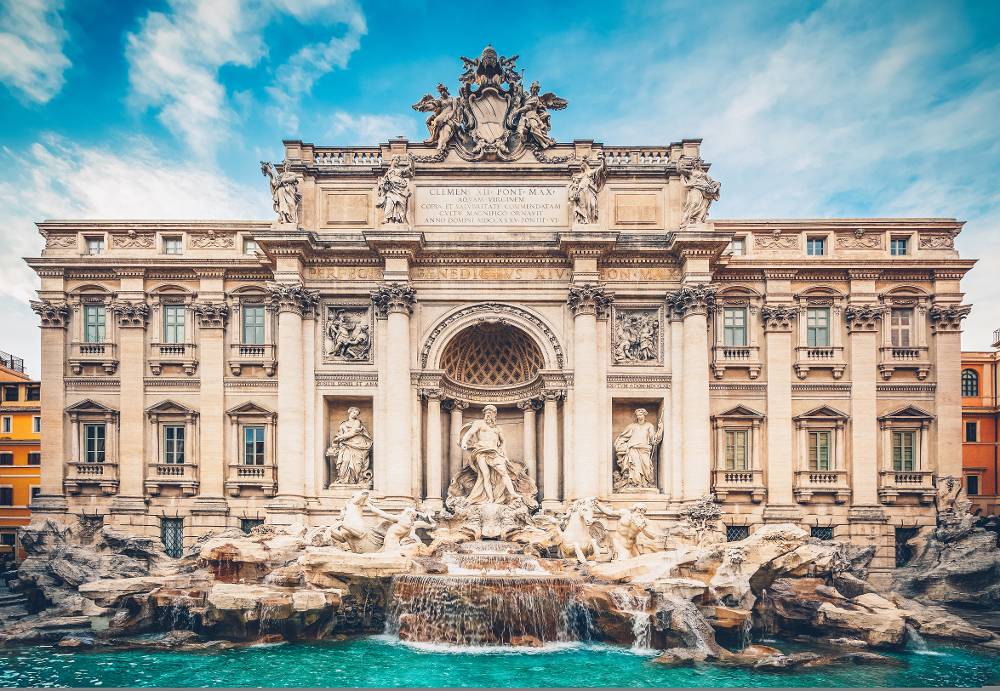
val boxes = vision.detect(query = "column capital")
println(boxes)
[192,301,230,329]
[667,283,716,318]
[517,398,541,411]
[371,281,416,318]
[541,388,565,401]
[760,303,797,332]
[266,281,319,317]
[418,387,442,400]
[446,399,469,411]
[111,300,150,328]
[929,303,971,333]
[844,303,884,332]
[30,299,71,328]
[567,282,613,317]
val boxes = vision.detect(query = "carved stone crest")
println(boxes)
[324,306,372,362]
[411,45,567,162]
[612,308,660,364]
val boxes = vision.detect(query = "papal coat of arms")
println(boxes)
[412,45,568,161]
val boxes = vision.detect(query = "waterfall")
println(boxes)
[609,588,653,651]
[738,613,753,651]
[664,596,720,655]
[904,624,942,656]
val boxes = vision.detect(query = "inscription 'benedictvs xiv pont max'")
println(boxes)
[26,44,974,580]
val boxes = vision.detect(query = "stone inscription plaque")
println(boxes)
[415,185,566,227]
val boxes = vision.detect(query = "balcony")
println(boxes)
[878,469,935,504]
[145,463,198,496]
[794,345,845,379]
[793,469,851,504]
[69,342,118,375]
[228,343,276,377]
[711,344,761,379]
[712,468,766,503]
[64,461,118,495]
[878,346,930,380]
[149,342,199,376]
[225,463,277,497]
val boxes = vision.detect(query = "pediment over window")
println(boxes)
[226,401,276,419]
[793,405,848,422]
[65,399,118,416]
[878,404,934,422]
[145,399,198,417]
[712,404,764,420]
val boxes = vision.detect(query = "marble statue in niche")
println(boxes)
[376,155,413,224]
[613,310,659,363]
[613,408,663,491]
[326,308,371,361]
[446,405,539,509]
[326,407,373,487]
[679,158,721,227]
[260,160,301,225]
[568,158,606,224]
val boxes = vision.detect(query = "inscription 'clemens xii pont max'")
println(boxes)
[415,185,565,227]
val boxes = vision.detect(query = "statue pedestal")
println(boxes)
[270,221,299,231]
[321,484,373,500]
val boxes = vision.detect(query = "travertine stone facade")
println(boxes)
[26,48,975,576]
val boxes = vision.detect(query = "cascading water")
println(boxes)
[608,588,653,651]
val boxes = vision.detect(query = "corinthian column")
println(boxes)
[422,388,443,509]
[930,303,971,482]
[447,399,468,487]
[112,299,150,511]
[567,283,612,499]
[192,301,229,510]
[541,389,562,508]
[668,306,684,503]
[267,282,318,515]
[372,282,417,502]
[667,284,713,500]
[518,399,538,481]
[760,303,797,508]
[845,302,884,506]
[29,300,71,513]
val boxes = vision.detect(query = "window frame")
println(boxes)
[32,416,40,433]
[728,237,746,256]
[243,425,266,466]
[962,369,979,397]
[26,386,40,401]
[0,453,12,466]
[83,304,107,343]
[0,486,12,506]
[162,236,184,255]
[891,429,917,472]
[965,420,978,443]
[27,452,40,466]
[242,238,258,255]
[1,416,11,434]
[724,429,749,470]
[162,303,186,344]
[966,475,980,496]
[84,423,107,463]
[162,424,186,465]
[84,236,105,255]
[722,307,748,347]
[806,307,831,347]
[2,384,18,402]
[241,304,266,345]
[808,429,833,471]
[889,307,914,348]
[890,236,909,256]
[806,236,826,256]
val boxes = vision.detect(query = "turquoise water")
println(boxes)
[0,636,997,688]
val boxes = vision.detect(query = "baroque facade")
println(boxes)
[26,47,974,574]
[961,332,1000,516]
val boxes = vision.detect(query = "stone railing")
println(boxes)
[225,463,277,498]
[228,343,277,377]
[149,342,199,376]
[145,463,199,497]
[712,468,766,503]
[314,148,383,166]
[711,344,761,379]
[878,345,930,380]
[69,341,118,375]
[794,345,845,379]
[793,469,850,504]
[603,149,672,165]
[878,469,935,505]
[64,461,118,495]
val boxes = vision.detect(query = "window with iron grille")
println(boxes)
[161,518,184,558]
[895,527,919,566]
[811,526,834,540]
[241,518,264,534]
[163,425,185,464]
[726,525,750,542]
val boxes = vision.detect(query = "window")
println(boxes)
[965,421,978,443]
[30,487,40,500]
[163,425,186,464]
[962,369,979,397]
[83,305,107,343]
[26,386,40,401]
[0,487,11,506]
[0,453,12,466]
[890,308,913,347]
[806,237,826,256]
[722,307,747,347]
[85,237,104,255]
[240,518,264,534]
[1,417,10,434]
[242,305,266,345]
[161,518,184,558]
[806,308,831,347]
[163,236,183,255]
[243,426,265,465]
[27,452,40,466]
[724,430,749,470]
[162,304,186,344]
[808,431,832,470]
[728,237,745,256]
[84,424,106,463]
[890,237,908,256]
[811,526,834,540]
[0,531,14,546]
[892,430,916,471]
[726,525,750,542]
[32,416,40,433]
[243,238,258,255]
[3,384,18,401]
[966,475,980,496]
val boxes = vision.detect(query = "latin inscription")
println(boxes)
[416,185,566,226]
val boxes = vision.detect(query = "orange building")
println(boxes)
[0,351,40,562]
[961,330,1000,516]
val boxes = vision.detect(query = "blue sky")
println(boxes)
[1,0,998,376]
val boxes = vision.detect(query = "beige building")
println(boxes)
[26,48,974,575]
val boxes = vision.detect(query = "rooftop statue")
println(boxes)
[260,160,301,226]
[679,158,721,227]
[375,155,413,224]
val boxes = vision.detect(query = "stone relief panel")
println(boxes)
[323,303,373,364]
[611,307,662,366]
[835,229,882,249]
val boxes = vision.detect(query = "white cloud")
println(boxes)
[0,0,70,103]
[327,112,417,143]
[126,0,366,157]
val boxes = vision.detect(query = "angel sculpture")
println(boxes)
[512,81,567,149]
[375,155,413,224]
[411,83,462,152]
[260,160,301,225]
[568,157,606,224]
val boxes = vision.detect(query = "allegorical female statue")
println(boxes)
[260,160,301,225]
[446,405,539,509]
[568,158,606,224]
[326,407,373,486]
[375,155,413,224]
[680,160,721,226]
[612,408,664,491]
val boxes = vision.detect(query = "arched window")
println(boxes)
[961,369,979,397]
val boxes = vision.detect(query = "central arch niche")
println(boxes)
[440,323,544,389]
